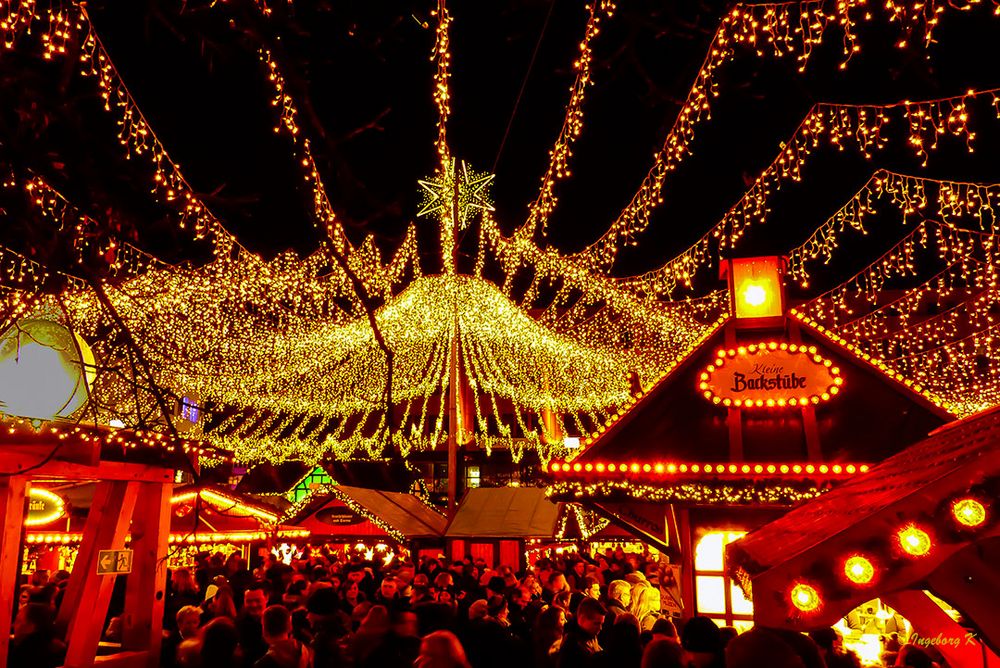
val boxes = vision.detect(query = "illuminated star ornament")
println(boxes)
[418,159,495,230]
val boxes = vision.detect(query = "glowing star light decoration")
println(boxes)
[418,159,495,231]
[951,498,986,527]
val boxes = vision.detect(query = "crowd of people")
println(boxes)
[8,546,950,668]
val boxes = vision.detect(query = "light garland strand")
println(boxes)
[518,0,616,239]
[565,0,999,277]
[619,87,1000,297]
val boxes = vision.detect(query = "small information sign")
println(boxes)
[97,549,133,575]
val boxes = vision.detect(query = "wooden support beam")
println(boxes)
[27,458,172,483]
[61,481,139,668]
[122,482,173,667]
[4,442,99,469]
[93,650,151,668]
[677,508,696,620]
[0,476,28,668]
[925,539,1000,658]
[724,324,744,461]
[883,590,1000,668]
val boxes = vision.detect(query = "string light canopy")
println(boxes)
[1,0,999,465]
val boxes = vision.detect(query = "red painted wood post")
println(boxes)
[122,481,173,667]
[62,481,139,668]
[0,475,28,667]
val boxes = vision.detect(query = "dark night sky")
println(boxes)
[6,1,1000,297]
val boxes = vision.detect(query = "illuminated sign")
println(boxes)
[25,488,67,526]
[699,342,843,408]
[316,506,365,526]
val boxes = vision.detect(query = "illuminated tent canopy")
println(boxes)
[2,0,1000,468]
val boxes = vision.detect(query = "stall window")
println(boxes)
[466,466,481,489]
[694,531,753,632]
[288,467,333,503]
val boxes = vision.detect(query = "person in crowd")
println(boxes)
[894,644,940,668]
[629,583,662,632]
[339,580,365,615]
[305,587,349,668]
[558,597,605,668]
[350,603,391,667]
[649,618,678,643]
[641,637,684,668]
[238,584,270,665]
[8,602,66,668]
[416,630,472,668]
[204,582,239,622]
[546,572,571,604]
[810,627,862,668]
[255,605,313,668]
[595,614,643,668]
[163,605,203,668]
[553,590,574,615]
[532,605,566,668]
[600,580,632,646]
[198,616,242,668]
[166,569,202,630]
[375,575,408,612]
[364,609,422,668]
[679,616,724,668]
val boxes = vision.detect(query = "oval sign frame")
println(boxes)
[698,342,844,408]
[26,487,67,527]
[315,505,365,526]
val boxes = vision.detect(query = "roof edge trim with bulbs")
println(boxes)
[789,309,957,420]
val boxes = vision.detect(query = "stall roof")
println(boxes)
[289,485,446,540]
[726,406,1000,652]
[446,487,561,538]
[337,486,447,538]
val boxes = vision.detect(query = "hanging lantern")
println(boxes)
[0,319,96,421]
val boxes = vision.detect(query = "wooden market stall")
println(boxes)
[286,484,447,562]
[727,406,1000,667]
[165,485,308,567]
[445,486,576,570]
[1,417,226,668]
[22,484,309,571]
[543,256,954,631]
